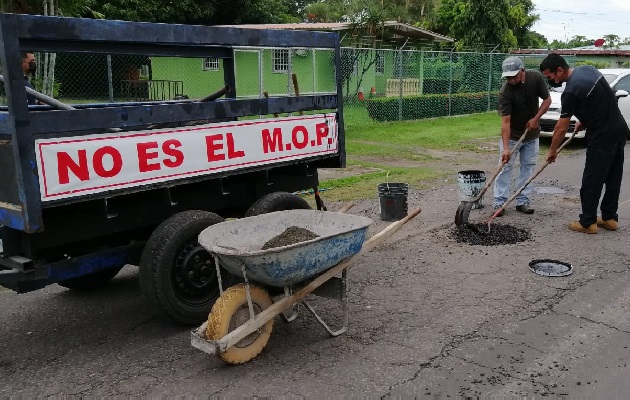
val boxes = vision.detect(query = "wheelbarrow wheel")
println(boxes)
[206,283,274,364]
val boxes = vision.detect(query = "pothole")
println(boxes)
[450,223,531,246]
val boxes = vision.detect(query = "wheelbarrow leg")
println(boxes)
[241,264,257,320]
[303,268,349,337]
[279,287,299,322]
[213,254,225,295]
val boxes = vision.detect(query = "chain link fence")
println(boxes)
[340,49,575,127]
[2,48,566,126]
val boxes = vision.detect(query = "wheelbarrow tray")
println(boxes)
[198,209,372,287]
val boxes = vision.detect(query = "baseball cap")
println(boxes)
[501,56,524,78]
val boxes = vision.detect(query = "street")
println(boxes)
[1,143,629,397]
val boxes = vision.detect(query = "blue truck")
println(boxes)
[0,13,345,324]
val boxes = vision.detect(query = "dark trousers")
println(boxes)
[579,141,626,227]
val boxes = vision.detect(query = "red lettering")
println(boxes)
[57,150,89,185]
[262,127,283,153]
[137,142,160,172]
[205,134,225,161]
[292,125,308,149]
[226,133,245,159]
[162,139,184,168]
[315,122,329,146]
[93,146,123,178]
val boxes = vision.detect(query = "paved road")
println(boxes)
[1,142,629,396]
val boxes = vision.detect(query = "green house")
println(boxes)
[148,22,454,101]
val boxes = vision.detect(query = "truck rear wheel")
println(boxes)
[139,210,237,325]
[245,191,310,217]
[58,266,124,291]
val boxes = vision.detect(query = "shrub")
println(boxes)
[364,92,499,122]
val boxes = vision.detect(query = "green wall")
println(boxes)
[150,49,337,101]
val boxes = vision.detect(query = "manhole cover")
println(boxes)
[529,259,573,277]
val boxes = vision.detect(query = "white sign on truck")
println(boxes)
[35,113,338,201]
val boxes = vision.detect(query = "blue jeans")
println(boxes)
[493,138,539,208]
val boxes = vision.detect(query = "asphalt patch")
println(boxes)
[451,223,531,246]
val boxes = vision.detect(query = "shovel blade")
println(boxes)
[455,201,474,226]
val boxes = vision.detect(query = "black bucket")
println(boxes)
[377,182,408,221]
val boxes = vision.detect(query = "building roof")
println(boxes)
[511,48,630,56]
[216,21,454,43]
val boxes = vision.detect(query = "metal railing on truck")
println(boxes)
[0,13,345,324]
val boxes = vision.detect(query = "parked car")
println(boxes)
[539,68,630,139]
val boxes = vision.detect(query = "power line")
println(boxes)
[534,7,630,16]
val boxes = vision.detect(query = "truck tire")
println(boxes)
[139,210,237,325]
[245,192,310,217]
[58,266,124,291]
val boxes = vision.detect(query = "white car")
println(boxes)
[539,68,630,139]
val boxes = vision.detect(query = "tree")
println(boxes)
[451,0,516,51]
[0,0,92,97]
[0,0,97,17]
[506,0,539,48]
[521,31,547,49]
[602,34,620,50]
[549,35,594,49]
[430,0,545,51]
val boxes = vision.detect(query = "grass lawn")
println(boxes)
[317,107,502,202]
[318,105,570,202]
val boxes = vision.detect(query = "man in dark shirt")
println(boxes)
[494,56,551,216]
[21,51,37,105]
[540,53,628,234]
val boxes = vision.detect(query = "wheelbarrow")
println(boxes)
[191,208,421,364]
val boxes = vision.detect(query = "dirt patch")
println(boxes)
[261,226,319,250]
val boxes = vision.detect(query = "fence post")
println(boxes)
[487,46,499,112]
[448,51,453,117]
[312,48,316,94]
[107,54,113,102]
[258,49,263,98]
[398,48,403,121]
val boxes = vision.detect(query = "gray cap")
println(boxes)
[502,56,524,77]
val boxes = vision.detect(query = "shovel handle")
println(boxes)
[470,129,529,203]
[487,131,576,225]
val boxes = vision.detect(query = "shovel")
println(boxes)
[475,130,577,234]
[454,129,528,226]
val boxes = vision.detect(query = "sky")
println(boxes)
[531,0,630,43]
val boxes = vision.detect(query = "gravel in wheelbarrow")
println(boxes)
[198,209,373,287]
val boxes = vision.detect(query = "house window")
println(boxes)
[272,49,290,73]
[375,50,385,75]
[202,57,219,71]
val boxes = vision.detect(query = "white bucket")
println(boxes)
[457,170,486,209]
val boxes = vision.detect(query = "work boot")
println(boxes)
[568,221,598,234]
[597,217,619,231]
[515,204,535,214]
